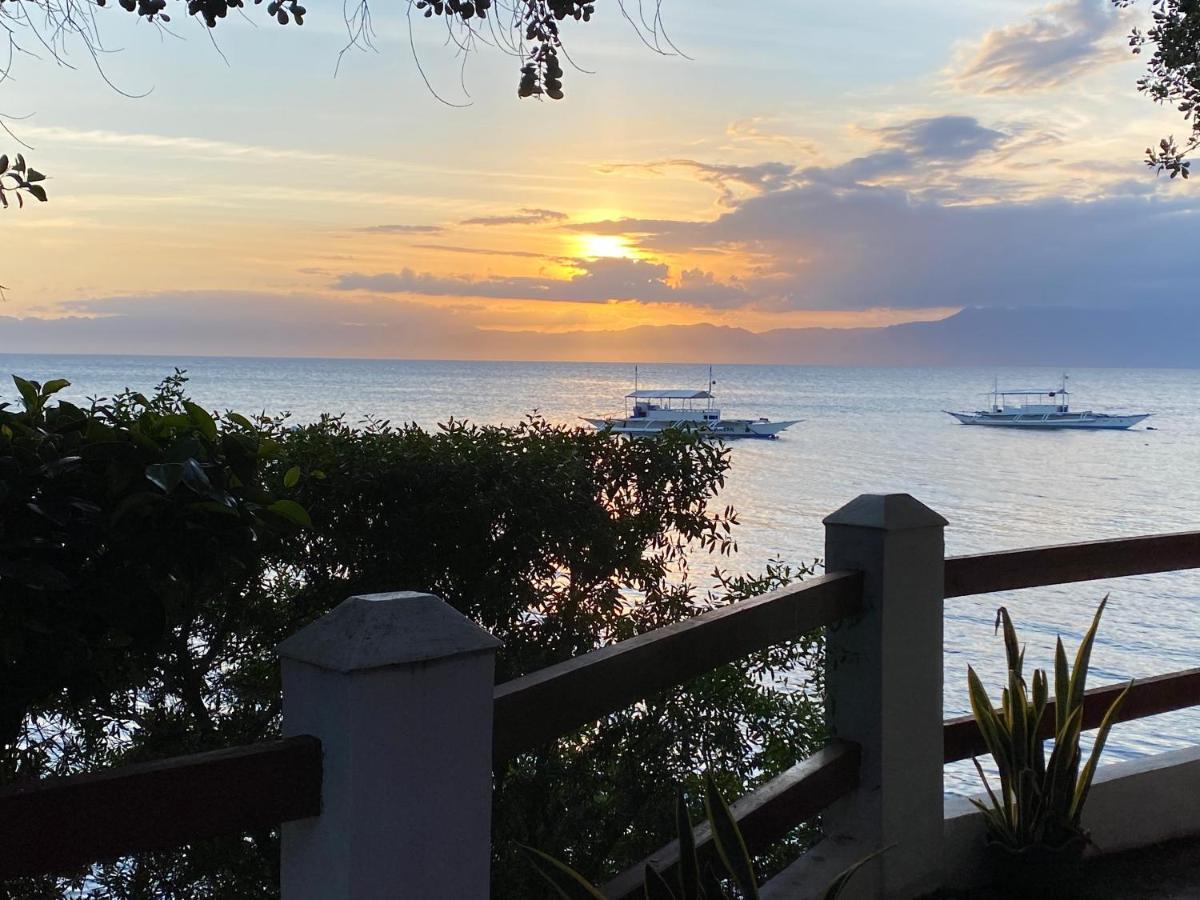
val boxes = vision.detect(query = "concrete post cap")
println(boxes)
[823,493,948,531]
[278,591,502,673]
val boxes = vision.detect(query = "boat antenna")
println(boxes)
[634,364,638,393]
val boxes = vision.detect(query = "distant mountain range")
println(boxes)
[490,305,1200,368]
[2,304,1196,366]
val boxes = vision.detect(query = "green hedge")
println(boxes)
[0,373,822,899]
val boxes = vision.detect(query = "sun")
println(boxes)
[575,234,635,259]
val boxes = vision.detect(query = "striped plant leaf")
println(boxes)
[1067,596,1108,712]
[675,790,701,900]
[819,845,891,900]
[520,845,607,899]
[645,863,679,900]
[1072,679,1133,823]
[1054,638,1071,734]
[703,773,757,900]
[970,599,1123,853]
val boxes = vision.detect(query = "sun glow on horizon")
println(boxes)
[574,234,636,259]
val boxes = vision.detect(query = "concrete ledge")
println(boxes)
[944,745,1200,892]
[760,832,878,900]
[764,746,1200,898]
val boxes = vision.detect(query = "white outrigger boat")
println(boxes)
[585,371,800,440]
[946,377,1149,430]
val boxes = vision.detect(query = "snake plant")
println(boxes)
[967,597,1131,853]
[523,772,877,899]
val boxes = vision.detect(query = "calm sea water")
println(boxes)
[3,355,1198,793]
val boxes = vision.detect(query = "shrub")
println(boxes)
[0,374,823,898]
[0,373,297,780]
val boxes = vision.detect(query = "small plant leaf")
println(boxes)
[519,845,607,900]
[1068,596,1108,711]
[675,791,701,900]
[1072,679,1132,822]
[820,845,891,900]
[12,375,39,412]
[700,863,726,900]
[703,774,756,899]
[145,462,183,493]
[183,400,218,442]
[644,863,678,900]
[1054,637,1070,733]
[268,498,312,527]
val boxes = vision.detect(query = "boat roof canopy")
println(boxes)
[627,389,713,400]
[990,388,1070,395]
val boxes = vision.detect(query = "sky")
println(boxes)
[2,0,1196,360]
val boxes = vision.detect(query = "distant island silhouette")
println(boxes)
[2,304,1196,367]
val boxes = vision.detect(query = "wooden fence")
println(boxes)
[1,494,1197,898]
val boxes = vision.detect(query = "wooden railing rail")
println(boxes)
[603,741,860,900]
[0,736,322,880]
[943,667,1200,763]
[492,571,863,763]
[3,499,1196,896]
[945,531,1200,598]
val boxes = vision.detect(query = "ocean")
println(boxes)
[3,354,1198,793]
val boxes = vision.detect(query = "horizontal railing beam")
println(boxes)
[945,531,1200,598]
[944,667,1200,763]
[603,741,861,900]
[493,571,863,763]
[0,735,322,879]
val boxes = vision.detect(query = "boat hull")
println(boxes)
[584,418,801,439]
[946,411,1149,430]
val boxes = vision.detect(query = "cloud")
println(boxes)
[800,149,915,187]
[460,208,568,226]
[570,109,1199,312]
[331,256,748,307]
[875,116,1009,160]
[410,243,554,259]
[576,182,1200,312]
[563,217,692,236]
[599,159,798,206]
[951,0,1126,93]
[599,117,1014,204]
[355,224,444,234]
[17,125,345,166]
[725,117,818,154]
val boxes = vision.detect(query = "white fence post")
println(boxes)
[822,493,947,898]
[278,591,501,900]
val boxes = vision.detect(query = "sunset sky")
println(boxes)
[3,0,1196,359]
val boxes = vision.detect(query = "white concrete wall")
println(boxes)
[943,745,1200,892]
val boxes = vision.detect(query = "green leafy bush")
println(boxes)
[0,373,297,782]
[0,374,823,899]
[967,598,1131,854]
